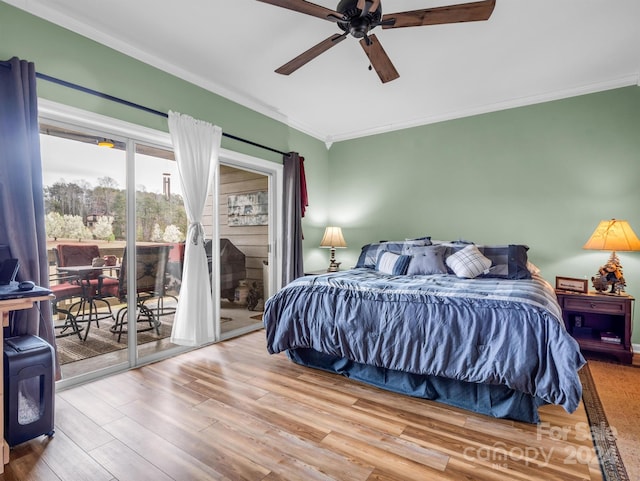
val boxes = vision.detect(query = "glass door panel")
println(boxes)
[133,143,183,360]
[215,164,269,337]
[40,123,128,379]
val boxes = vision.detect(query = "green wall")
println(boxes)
[326,88,640,342]
[2,2,640,342]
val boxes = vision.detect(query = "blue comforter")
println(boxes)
[264,268,586,413]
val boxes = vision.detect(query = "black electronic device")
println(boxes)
[0,258,19,285]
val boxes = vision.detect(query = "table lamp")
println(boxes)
[583,219,640,294]
[320,226,347,272]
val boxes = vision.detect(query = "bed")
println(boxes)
[263,239,586,423]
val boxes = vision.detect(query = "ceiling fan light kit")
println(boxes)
[258,0,496,83]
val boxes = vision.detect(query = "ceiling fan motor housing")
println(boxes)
[336,0,382,38]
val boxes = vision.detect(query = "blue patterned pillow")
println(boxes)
[356,243,386,268]
[356,237,432,268]
[376,251,411,275]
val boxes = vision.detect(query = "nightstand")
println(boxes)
[304,270,332,276]
[555,290,634,364]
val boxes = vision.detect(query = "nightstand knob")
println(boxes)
[590,303,596,308]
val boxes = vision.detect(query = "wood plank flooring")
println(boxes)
[2,331,603,481]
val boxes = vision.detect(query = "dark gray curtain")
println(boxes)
[282,152,305,285]
[0,58,56,359]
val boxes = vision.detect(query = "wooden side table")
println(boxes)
[0,294,53,473]
[304,270,332,276]
[555,290,634,364]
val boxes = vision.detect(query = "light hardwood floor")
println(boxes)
[59,300,261,379]
[2,331,603,481]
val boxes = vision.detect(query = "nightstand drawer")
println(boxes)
[563,297,626,315]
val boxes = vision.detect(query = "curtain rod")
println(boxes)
[1,61,290,157]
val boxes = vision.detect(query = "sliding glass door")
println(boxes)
[39,100,282,387]
[216,164,269,337]
[40,122,130,380]
[202,151,282,340]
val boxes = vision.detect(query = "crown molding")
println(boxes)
[326,75,640,144]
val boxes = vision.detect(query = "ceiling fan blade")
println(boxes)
[356,0,381,16]
[382,0,496,29]
[257,0,344,22]
[275,33,348,76]
[359,34,399,83]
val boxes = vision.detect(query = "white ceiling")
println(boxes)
[6,0,640,145]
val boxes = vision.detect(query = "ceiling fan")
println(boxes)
[257,0,496,83]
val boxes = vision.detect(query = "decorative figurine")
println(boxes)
[591,252,626,294]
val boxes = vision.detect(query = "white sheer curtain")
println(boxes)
[168,111,222,346]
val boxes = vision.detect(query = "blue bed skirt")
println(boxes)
[287,348,547,424]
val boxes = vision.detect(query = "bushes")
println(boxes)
[45,212,91,241]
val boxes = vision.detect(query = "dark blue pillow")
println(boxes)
[481,245,531,280]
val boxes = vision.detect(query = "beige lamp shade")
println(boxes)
[583,219,640,252]
[320,226,347,248]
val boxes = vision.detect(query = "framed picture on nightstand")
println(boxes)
[555,276,588,294]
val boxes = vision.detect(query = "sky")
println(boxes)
[40,133,182,195]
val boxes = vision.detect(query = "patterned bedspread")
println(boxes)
[264,268,586,412]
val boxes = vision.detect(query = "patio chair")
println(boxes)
[55,244,101,273]
[2,244,81,339]
[158,242,184,316]
[98,245,171,342]
[50,273,85,340]
[55,243,118,338]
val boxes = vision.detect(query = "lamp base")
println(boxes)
[326,260,341,273]
[326,247,341,272]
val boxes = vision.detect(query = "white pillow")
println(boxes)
[446,244,492,279]
[376,251,411,275]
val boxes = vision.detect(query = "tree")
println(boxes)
[45,212,65,240]
[92,216,114,241]
[110,190,126,239]
[44,177,187,242]
[163,224,184,243]
[151,223,163,242]
[136,191,162,241]
[92,176,119,216]
[44,179,87,217]
[64,215,92,241]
